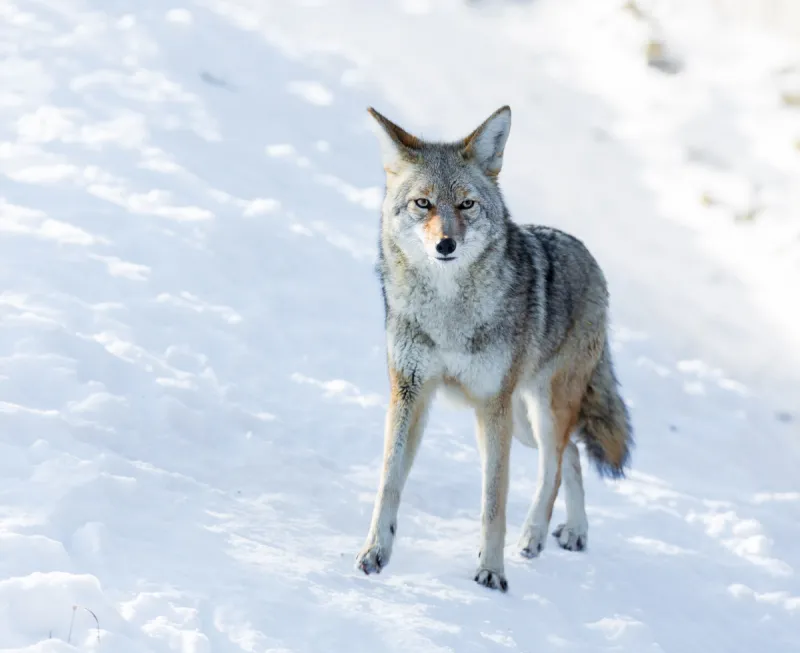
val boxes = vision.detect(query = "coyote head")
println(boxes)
[368,106,512,271]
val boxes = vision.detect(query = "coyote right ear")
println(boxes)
[367,107,422,174]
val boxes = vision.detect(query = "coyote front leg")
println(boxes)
[474,396,513,592]
[356,369,431,575]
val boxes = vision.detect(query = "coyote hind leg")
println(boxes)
[552,439,588,551]
[517,369,583,558]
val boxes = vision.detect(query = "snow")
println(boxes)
[1,0,799,651]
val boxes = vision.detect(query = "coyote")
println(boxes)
[355,106,633,592]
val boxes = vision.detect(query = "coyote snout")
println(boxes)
[421,209,464,262]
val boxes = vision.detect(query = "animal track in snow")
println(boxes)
[314,173,383,211]
[119,590,211,652]
[71,68,220,142]
[265,143,311,168]
[676,359,749,397]
[633,352,749,397]
[88,254,150,281]
[164,9,193,25]
[751,492,800,505]
[686,507,792,577]
[0,199,100,246]
[626,536,696,557]
[208,188,281,218]
[291,373,383,408]
[287,80,334,106]
[155,291,242,325]
[728,583,800,613]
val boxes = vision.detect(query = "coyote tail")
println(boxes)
[577,339,633,479]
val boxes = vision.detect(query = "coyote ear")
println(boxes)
[461,106,511,178]
[367,107,422,174]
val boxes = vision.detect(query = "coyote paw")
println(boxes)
[552,523,587,551]
[518,526,547,559]
[474,568,508,592]
[355,542,390,575]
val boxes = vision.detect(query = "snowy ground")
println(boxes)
[1,0,799,651]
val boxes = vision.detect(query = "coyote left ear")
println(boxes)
[367,107,422,174]
[461,106,511,178]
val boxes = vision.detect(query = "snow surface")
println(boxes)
[1,0,799,650]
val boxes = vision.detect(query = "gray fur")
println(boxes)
[357,106,633,592]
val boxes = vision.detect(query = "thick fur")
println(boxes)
[356,105,633,592]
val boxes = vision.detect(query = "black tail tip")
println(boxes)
[592,459,629,480]
[585,436,634,481]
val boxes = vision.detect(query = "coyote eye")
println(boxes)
[414,198,431,209]
[459,199,475,209]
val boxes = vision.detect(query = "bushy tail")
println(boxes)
[577,339,633,479]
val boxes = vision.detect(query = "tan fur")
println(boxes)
[386,367,435,451]
[475,395,512,523]
[423,212,465,245]
[443,367,519,536]
[423,211,445,241]
[541,369,583,523]
[518,324,603,526]
[577,352,630,469]
[471,365,520,589]
[365,368,436,545]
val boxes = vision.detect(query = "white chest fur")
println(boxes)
[386,264,514,400]
[402,300,511,400]
[438,347,510,400]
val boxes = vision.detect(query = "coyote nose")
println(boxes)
[436,237,457,256]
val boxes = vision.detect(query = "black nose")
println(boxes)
[436,237,457,256]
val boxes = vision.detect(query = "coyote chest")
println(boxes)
[438,346,511,401]
[391,289,513,399]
